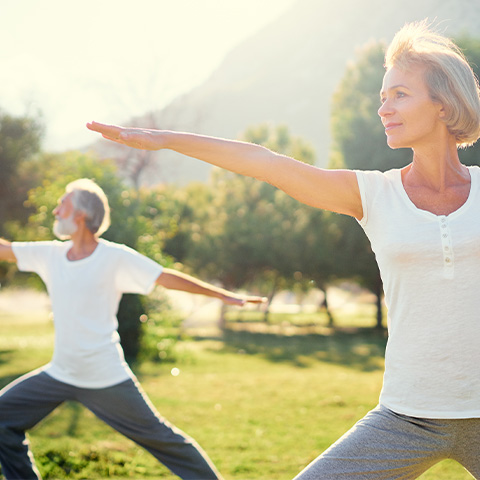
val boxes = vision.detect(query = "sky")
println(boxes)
[1,0,296,151]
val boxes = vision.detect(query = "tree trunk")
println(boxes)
[263,277,278,323]
[218,302,227,330]
[375,279,383,329]
[319,290,335,327]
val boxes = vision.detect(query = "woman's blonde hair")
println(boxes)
[66,178,111,237]
[385,20,480,147]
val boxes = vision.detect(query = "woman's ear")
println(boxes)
[438,103,447,119]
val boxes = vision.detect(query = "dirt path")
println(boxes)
[0,288,51,315]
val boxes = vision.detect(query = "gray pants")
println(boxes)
[0,369,222,480]
[294,404,480,480]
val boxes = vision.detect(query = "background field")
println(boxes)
[0,297,473,479]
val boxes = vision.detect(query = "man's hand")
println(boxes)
[220,293,268,307]
[0,239,16,263]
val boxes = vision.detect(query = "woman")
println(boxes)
[88,20,480,480]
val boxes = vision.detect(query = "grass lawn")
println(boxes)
[0,310,474,479]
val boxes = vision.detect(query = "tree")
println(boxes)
[185,124,327,324]
[455,35,480,166]
[0,110,44,284]
[0,110,43,236]
[329,41,412,328]
[141,182,214,266]
[292,207,342,325]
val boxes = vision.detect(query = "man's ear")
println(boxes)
[73,210,87,225]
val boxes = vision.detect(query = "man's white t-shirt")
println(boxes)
[12,239,163,388]
[356,166,480,419]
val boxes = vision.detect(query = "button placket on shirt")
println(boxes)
[439,216,454,278]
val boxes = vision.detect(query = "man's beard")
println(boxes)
[53,214,78,240]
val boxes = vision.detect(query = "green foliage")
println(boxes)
[0,110,44,283]
[242,123,316,165]
[137,304,184,364]
[329,214,384,328]
[329,42,402,326]
[190,170,288,290]
[185,126,322,307]
[132,185,202,267]
[0,110,44,235]
[456,35,480,164]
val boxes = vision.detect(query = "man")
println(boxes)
[0,178,265,480]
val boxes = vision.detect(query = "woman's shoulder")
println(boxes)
[356,168,402,188]
[467,164,480,176]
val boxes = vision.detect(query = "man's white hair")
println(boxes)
[65,179,111,237]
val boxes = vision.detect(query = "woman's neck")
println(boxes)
[406,139,466,191]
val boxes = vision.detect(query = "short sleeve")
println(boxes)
[12,241,57,277]
[354,169,392,229]
[113,244,163,295]
[355,170,369,227]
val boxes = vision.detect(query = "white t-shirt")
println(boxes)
[12,239,163,388]
[356,166,480,418]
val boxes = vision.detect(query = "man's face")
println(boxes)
[52,192,78,240]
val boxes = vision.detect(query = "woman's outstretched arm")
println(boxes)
[86,122,363,219]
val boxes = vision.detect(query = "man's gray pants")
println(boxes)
[0,369,222,480]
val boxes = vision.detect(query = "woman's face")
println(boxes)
[378,64,446,150]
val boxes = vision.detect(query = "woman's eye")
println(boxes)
[396,91,406,98]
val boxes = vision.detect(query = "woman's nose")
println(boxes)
[378,100,392,118]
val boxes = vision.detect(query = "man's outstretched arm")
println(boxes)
[156,268,266,307]
[0,239,16,263]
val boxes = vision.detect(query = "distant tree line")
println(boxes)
[3,35,480,360]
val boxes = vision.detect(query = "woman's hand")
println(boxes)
[86,121,165,150]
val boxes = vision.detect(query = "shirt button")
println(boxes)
[445,257,451,263]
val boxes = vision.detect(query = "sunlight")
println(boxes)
[0,0,296,151]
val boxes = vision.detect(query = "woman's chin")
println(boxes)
[386,138,408,150]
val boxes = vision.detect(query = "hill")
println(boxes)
[91,0,480,185]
